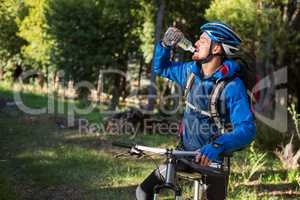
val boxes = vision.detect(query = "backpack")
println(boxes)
[231,52,257,103]
[183,55,256,134]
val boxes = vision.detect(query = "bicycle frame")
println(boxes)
[113,142,228,200]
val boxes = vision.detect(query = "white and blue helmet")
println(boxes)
[200,22,241,56]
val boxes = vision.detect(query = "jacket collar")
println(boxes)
[192,59,240,81]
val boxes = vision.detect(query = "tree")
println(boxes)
[140,1,156,65]
[205,0,256,52]
[147,0,165,111]
[0,0,27,80]
[18,0,53,72]
[17,0,55,87]
[45,0,141,109]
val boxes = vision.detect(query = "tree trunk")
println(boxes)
[37,72,45,89]
[137,55,144,90]
[97,69,102,103]
[53,70,59,92]
[121,63,129,101]
[13,64,23,82]
[0,68,3,80]
[147,0,165,111]
[109,74,121,111]
[121,76,127,101]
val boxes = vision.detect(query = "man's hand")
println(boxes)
[162,27,183,47]
[195,143,224,166]
[195,152,212,166]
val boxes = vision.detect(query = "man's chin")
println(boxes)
[192,55,202,61]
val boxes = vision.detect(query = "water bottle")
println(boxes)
[177,37,196,53]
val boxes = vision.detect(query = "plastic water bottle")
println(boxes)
[177,37,195,53]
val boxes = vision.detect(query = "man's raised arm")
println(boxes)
[152,41,192,87]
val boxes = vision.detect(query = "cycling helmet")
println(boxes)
[200,21,241,56]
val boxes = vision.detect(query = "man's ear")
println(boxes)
[212,44,223,55]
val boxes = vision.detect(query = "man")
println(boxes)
[136,22,256,200]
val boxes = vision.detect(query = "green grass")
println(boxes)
[0,107,156,199]
[0,82,299,200]
[0,82,103,123]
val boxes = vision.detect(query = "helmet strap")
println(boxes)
[196,41,224,65]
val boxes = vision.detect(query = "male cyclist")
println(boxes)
[136,22,256,200]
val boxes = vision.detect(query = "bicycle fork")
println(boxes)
[153,157,182,200]
[152,180,207,200]
[194,179,208,200]
[153,185,182,200]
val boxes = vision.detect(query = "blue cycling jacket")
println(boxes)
[153,42,256,153]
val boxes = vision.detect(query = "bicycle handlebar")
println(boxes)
[112,142,133,149]
[112,142,227,177]
[113,142,198,156]
[135,145,167,154]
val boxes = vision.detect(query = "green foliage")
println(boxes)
[245,146,267,182]
[139,1,155,64]
[0,0,27,78]
[231,143,267,183]
[0,0,26,58]
[44,0,140,84]
[287,169,300,184]
[0,177,16,200]
[165,0,210,41]
[205,0,298,65]
[205,0,256,50]
[17,0,53,72]
[288,104,300,139]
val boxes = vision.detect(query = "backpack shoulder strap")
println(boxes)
[184,72,196,98]
[184,72,213,117]
[209,78,234,134]
[184,71,235,134]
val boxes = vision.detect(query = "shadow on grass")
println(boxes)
[0,110,154,199]
[3,147,151,199]
[236,182,300,199]
[87,185,137,200]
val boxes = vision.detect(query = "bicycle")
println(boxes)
[112,142,231,200]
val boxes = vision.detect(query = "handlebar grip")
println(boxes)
[180,159,227,177]
[112,142,134,149]
[190,162,226,177]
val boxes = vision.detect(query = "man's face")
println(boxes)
[192,32,211,61]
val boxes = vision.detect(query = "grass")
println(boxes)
[0,82,299,200]
[0,82,103,123]
[0,107,155,200]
